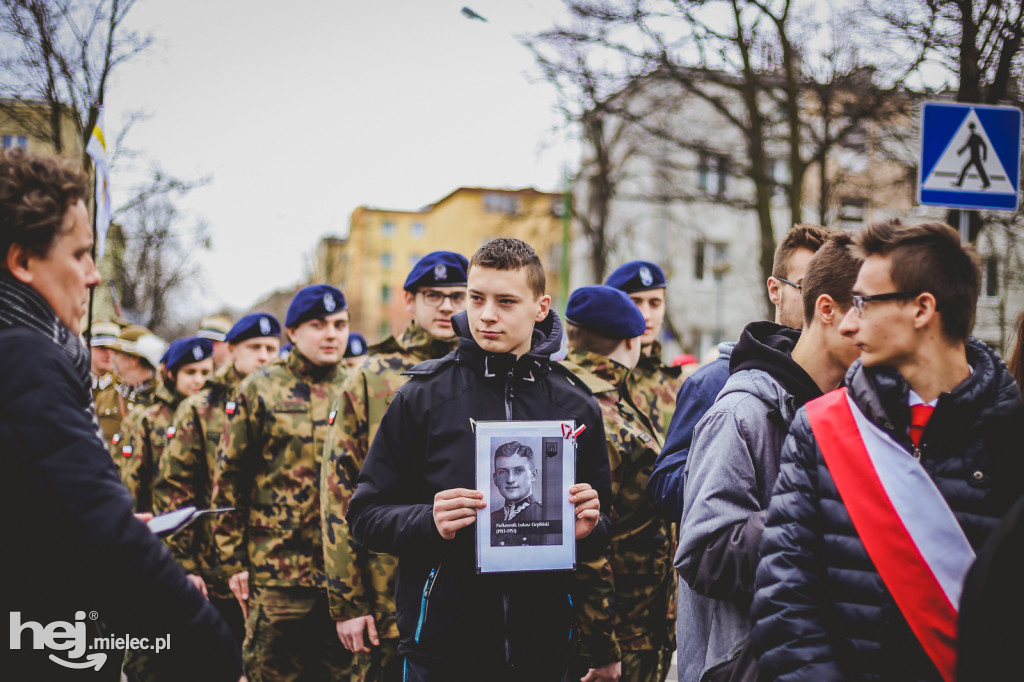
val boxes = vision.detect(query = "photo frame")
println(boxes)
[475,420,577,573]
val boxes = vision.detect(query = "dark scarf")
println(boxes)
[0,271,97,428]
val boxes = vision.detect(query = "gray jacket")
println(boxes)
[673,368,797,682]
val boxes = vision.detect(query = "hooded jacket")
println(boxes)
[347,310,611,673]
[751,338,1024,682]
[674,322,820,682]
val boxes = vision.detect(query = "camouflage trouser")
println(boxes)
[351,638,401,682]
[243,585,353,682]
[621,647,674,682]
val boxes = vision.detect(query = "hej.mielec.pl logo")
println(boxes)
[10,610,107,670]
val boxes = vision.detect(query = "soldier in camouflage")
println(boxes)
[154,312,281,650]
[562,286,676,682]
[88,319,119,398]
[321,250,468,682]
[210,285,352,681]
[104,325,164,470]
[606,261,683,439]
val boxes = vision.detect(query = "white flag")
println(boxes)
[85,109,111,258]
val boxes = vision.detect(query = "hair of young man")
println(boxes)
[1007,308,1024,394]
[494,440,536,464]
[469,237,546,298]
[853,219,981,342]
[0,148,88,265]
[801,232,861,326]
[565,322,621,357]
[772,223,833,278]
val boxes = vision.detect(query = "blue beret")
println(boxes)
[345,331,368,358]
[403,251,469,292]
[604,260,666,293]
[161,337,214,372]
[566,285,646,339]
[225,312,281,344]
[285,284,346,328]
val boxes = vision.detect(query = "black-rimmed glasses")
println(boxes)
[774,276,802,290]
[852,292,920,315]
[419,290,466,308]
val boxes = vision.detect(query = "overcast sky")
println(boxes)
[107,1,576,315]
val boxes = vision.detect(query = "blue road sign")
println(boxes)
[919,102,1021,212]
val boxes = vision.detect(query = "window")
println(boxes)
[382,221,395,237]
[694,240,728,282]
[484,193,518,215]
[838,198,867,229]
[381,285,391,303]
[411,222,425,238]
[2,135,27,150]
[697,152,728,197]
[982,258,998,299]
[381,252,393,269]
[379,320,390,339]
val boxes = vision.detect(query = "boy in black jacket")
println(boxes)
[347,238,610,682]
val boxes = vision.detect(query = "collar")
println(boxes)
[397,323,458,360]
[116,378,154,402]
[566,348,631,391]
[286,346,342,382]
[502,495,537,521]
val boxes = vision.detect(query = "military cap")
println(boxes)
[285,284,346,328]
[344,331,368,358]
[114,325,155,357]
[225,312,281,345]
[89,320,121,348]
[604,260,666,293]
[403,251,469,292]
[566,285,646,339]
[197,314,233,342]
[161,337,214,372]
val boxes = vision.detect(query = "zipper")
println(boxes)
[566,593,574,642]
[504,370,514,420]
[414,564,441,644]
[502,592,512,665]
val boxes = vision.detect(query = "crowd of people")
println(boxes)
[4,147,1023,682]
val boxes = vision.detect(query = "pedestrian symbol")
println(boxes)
[919,102,1021,212]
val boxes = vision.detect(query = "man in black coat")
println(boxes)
[1,148,241,681]
[347,238,610,682]
[750,219,1024,682]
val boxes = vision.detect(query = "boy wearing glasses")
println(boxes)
[321,251,468,682]
[751,220,1024,681]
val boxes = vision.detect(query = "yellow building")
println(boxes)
[0,98,83,160]
[315,187,567,342]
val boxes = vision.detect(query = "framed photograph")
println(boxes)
[475,420,577,573]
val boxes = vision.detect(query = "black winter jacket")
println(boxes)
[750,339,1024,682]
[3,326,241,681]
[347,311,611,674]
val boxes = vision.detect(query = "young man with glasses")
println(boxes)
[751,220,1024,682]
[321,251,469,682]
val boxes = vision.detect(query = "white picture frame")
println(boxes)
[475,420,577,573]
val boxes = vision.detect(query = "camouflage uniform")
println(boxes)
[210,348,351,681]
[627,340,684,439]
[563,349,677,682]
[103,378,156,472]
[321,324,456,682]
[119,383,179,512]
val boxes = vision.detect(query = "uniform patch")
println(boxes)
[192,344,204,361]
[121,445,133,458]
[639,266,654,287]
[260,316,272,335]
[112,433,120,445]
[324,293,337,312]
[328,410,337,426]
[225,401,236,415]
[433,264,447,281]
[167,425,177,439]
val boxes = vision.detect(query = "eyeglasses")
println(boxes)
[419,290,466,308]
[852,291,920,316]
[774,276,802,290]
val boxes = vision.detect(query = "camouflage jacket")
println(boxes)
[322,324,457,633]
[563,349,677,666]
[627,340,684,439]
[103,378,156,472]
[120,384,185,513]
[154,363,246,576]
[210,348,347,589]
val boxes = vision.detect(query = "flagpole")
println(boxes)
[86,147,98,346]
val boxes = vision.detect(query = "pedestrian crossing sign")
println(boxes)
[919,102,1021,212]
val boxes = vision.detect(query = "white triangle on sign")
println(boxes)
[922,109,1015,195]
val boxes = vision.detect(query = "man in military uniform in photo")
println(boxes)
[154,312,281,649]
[489,440,553,547]
[210,285,352,681]
[102,325,165,471]
[321,250,468,682]
[605,262,683,439]
[562,285,676,682]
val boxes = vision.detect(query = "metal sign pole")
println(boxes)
[959,210,970,244]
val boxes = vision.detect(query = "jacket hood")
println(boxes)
[450,309,564,362]
[729,320,820,408]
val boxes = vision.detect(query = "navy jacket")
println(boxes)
[348,311,611,673]
[3,326,241,681]
[751,339,1024,682]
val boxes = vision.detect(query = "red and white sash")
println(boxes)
[806,388,975,682]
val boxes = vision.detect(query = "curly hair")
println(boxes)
[0,147,88,265]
